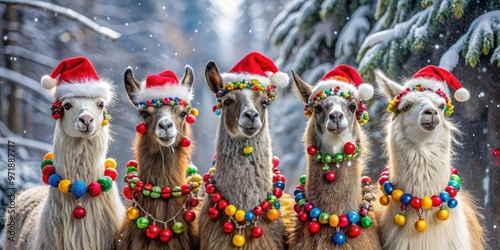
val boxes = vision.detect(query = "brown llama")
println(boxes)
[5,56,124,250]
[115,66,201,250]
[374,66,485,249]
[288,65,382,249]
[199,52,293,250]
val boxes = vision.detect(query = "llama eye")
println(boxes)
[63,103,72,110]
[438,104,445,110]
[314,105,323,113]
[97,102,104,109]
[402,104,411,112]
[180,111,187,118]
[223,99,233,107]
[140,111,150,119]
[349,104,356,112]
[261,100,269,108]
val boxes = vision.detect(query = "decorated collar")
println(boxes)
[387,85,454,116]
[304,86,369,125]
[40,152,118,219]
[212,79,277,115]
[306,141,361,182]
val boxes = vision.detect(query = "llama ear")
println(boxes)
[181,65,195,93]
[291,70,312,103]
[375,70,404,102]
[124,67,141,105]
[205,61,223,94]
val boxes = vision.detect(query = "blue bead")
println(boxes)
[347,211,360,223]
[448,198,458,209]
[293,189,303,196]
[295,193,305,202]
[448,180,460,191]
[309,208,321,219]
[245,211,255,221]
[383,181,394,195]
[70,180,87,199]
[174,97,178,101]
[400,193,412,205]
[332,232,346,245]
[152,99,157,103]
[48,173,61,188]
[275,181,285,190]
[215,109,221,116]
[274,202,281,209]
[440,191,451,202]
[324,89,331,96]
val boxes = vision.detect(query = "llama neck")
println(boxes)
[212,122,273,210]
[52,124,109,181]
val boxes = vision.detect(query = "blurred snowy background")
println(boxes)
[0,0,499,248]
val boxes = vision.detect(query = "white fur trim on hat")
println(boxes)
[454,88,469,102]
[55,79,114,103]
[269,71,289,88]
[41,75,57,90]
[357,83,374,100]
[133,82,193,103]
[312,80,360,99]
[221,72,272,86]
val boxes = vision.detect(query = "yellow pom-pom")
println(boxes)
[102,120,109,126]
[415,219,428,232]
[104,158,117,169]
[243,145,254,154]
[235,210,246,222]
[190,108,199,117]
[127,207,140,220]
[379,195,391,206]
[437,209,449,221]
[394,214,406,226]
[391,189,404,202]
[43,152,54,160]
[209,167,216,174]
[58,179,71,193]
[192,174,203,183]
[232,234,245,247]
[329,214,339,227]
[225,205,236,216]
[267,208,280,221]
[421,196,433,209]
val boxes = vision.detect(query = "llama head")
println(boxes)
[205,61,270,139]
[124,66,194,147]
[58,96,109,138]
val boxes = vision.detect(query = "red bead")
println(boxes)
[251,226,264,238]
[136,181,145,188]
[127,160,138,167]
[217,200,229,210]
[273,188,283,198]
[146,224,161,239]
[450,167,458,175]
[222,222,235,234]
[181,137,191,147]
[190,197,200,207]
[184,210,196,222]
[303,203,314,212]
[400,204,407,210]
[159,229,173,242]
[272,156,280,168]
[144,183,153,191]
[42,165,56,175]
[344,142,356,155]
[348,225,361,237]
[181,184,190,195]
[361,176,372,185]
[206,184,215,194]
[383,167,389,172]
[104,168,118,181]
[73,206,86,219]
[212,105,217,113]
[253,206,264,216]
[380,171,390,177]
[326,171,337,182]
[410,197,421,209]
[122,186,133,200]
[161,187,172,199]
[136,123,147,134]
[359,208,368,216]
[203,173,211,183]
[307,145,317,155]
[298,211,309,223]
[431,195,442,207]
[296,184,304,190]
[293,204,301,214]
[274,174,285,182]
[88,181,102,197]
[338,215,349,227]
[445,186,457,198]
[186,115,196,124]
[378,176,389,186]
[208,207,220,219]
[308,221,320,234]
[212,193,222,202]
[42,174,50,185]
[261,200,271,210]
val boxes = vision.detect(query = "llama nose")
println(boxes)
[79,115,94,126]
[329,111,344,123]
[244,110,259,122]
[158,121,173,131]
[424,109,437,115]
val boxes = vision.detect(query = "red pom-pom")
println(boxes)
[42,165,56,175]
[186,115,196,124]
[136,123,147,134]
[88,181,102,197]
[184,210,196,222]
[272,156,280,168]
[344,142,356,155]
[181,137,191,147]
[127,160,138,167]
[122,186,133,200]
[104,168,118,181]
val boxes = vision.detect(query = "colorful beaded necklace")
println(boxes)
[304,86,369,125]
[122,160,201,242]
[40,152,118,219]
[387,84,454,116]
[212,79,277,116]
[204,155,285,247]
[378,167,461,232]
[293,175,374,245]
[306,141,361,182]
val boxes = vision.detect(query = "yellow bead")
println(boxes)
[378,185,384,193]
[43,152,54,160]
[104,158,117,169]
[235,210,246,222]
[394,214,406,226]
[267,208,280,221]
[101,120,109,126]
[192,174,203,183]
[209,167,216,174]
[232,234,245,247]
[437,209,449,221]
[391,189,404,202]
[379,195,391,206]
[415,219,428,232]
[58,179,71,193]
[127,207,140,220]
[225,205,237,216]
[329,214,339,227]
[243,145,254,154]
[190,108,199,117]
[192,187,199,193]
[186,176,193,183]
[421,196,433,210]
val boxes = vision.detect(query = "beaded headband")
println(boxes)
[212,79,277,116]
[304,86,369,125]
[136,97,199,121]
[387,85,454,116]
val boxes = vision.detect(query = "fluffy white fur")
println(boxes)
[454,88,470,102]
[221,71,289,88]
[41,78,115,103]
[133,82,193,103]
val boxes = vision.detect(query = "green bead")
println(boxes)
[41,159,53,170]
[299,175,307,185]
[155,101,162,107]
[322,165,330,171]
[450,174,461,184]
[334,153,344,163]
[314,153,322,162]
[150,192,161,199]
[172,186,182,198]
[126,166,137,173]
[319,212,330,224]
[298,199,306,206]
[152,186,161,193]
[172,222,185,234]
[130,182,136,189]
[361,216,373,228]
[322,153,332,164]
[136,217,150,229]
[187,165,198,174]
[142,189,151,196]
[97,176,113,192]
[268,195,278,205]
[345,154,353,160]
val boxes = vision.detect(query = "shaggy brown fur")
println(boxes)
[199,61,292,250]
[287,71,382,249]
[115,67,199,250]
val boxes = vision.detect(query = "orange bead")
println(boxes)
[267,208,280,221]
[43,152,54,160]
[379,195,391,206]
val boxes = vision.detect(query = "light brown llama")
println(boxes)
[199,52,293,250]
[5,56,124,250]
[374,66,485,249]
[115,66,200,250]
[288,66,382,249]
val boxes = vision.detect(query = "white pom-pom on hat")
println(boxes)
[41,75,57,89]
[357,83,374,100]
[269,71,289,88]
[454,87,470,102]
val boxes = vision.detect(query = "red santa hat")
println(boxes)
[412,65,469,102]
[133,69,193,103]
[41,56,113,102]
[221,52,289,88]
[312,65,374,100]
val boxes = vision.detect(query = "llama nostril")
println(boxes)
[79,115,94,125]
[167,122,173,129]
[244,111,259,122]
[329,111,343,122]
[424,109,437,115]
